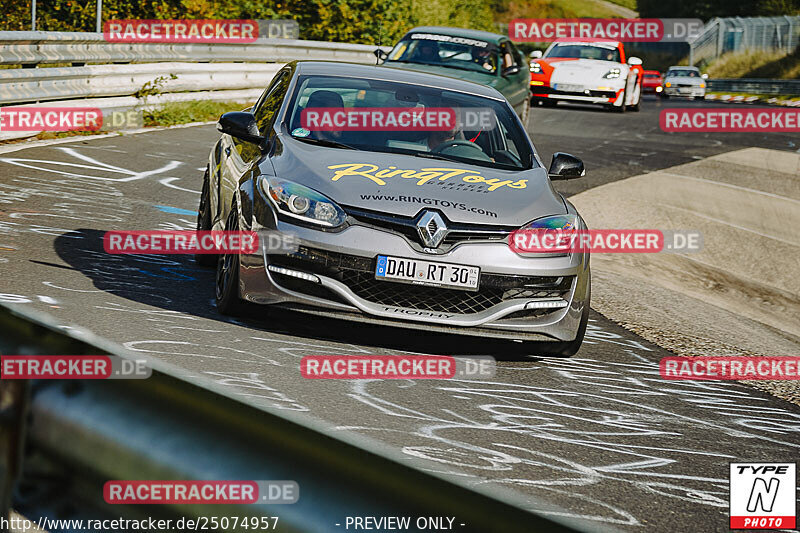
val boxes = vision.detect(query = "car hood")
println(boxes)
[266,137,566,226]
[382,61,499,89]
[544,58,624,83]
[666,76,704,86]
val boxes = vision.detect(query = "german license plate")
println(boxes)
[555,83,582,92]
[375,255,480,291]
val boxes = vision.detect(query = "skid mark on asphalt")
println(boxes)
[2,128,800,531]
[332,326,800,527]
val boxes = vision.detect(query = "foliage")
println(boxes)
[703,47,800,79]
[134,73,178,99]
[141,99,248,126]
[636,0,799,18]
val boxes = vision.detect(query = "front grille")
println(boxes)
[268,247,573,315]
[342,270,503,313]
[532,86,616,99]
[344,206,514,251]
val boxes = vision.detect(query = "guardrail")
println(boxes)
[0,31,383,65]
[0,303,594,533]
[0,62,282,104]
[707,78,800,95]
[0,32,387,107]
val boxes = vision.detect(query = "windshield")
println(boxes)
[283,75,533,171]
[545,44,621,62]
[386,33,499,75]
[667,69,700,78]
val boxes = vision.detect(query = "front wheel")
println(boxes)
[215,206,244,316]
[195,168,216,267]
[627,82,641,112]
[520,97,530,130]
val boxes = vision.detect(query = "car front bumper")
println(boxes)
[664,86,705,97]
[239,220,590,342]
[531,84,624,106]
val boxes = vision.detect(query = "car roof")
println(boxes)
[402,26,507,44]
[552,41,621,47]
[667,65,699,70]
[643,70,662,74]
[293,61,504,100]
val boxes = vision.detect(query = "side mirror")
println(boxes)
[548,152,585,180]
[701,73,709,79]
[502,65,521,77]
[529,50,543,59]
[374,48,388,63]
[627,56,642,66]
[217,112,265,146]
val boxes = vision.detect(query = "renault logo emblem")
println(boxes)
[416,211,448,248]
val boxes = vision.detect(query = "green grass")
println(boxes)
[0,100,253,146]
[703,48,800,79]
[600,0,637,10]
[142,100,250,127]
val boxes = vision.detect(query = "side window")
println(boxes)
[500,42,517,70]
[509,42,526,68]
[253,70,290,135]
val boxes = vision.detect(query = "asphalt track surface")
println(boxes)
[1,96,799,532]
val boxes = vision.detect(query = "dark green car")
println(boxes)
[377,26,531,127]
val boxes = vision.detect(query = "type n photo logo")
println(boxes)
[730,463,796,529]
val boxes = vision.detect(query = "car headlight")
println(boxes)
[602,68,621,79]
[699,83,705,88]
[261,176,346,228]
[523,214,578,231]
[530,61,542,73]
[510,214,581,255]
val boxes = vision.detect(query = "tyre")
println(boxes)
[520,97,530,130]
[195,168,216,267]
[627,82,641,112]
[694,95,704,100]
[661,93,670,99]
[215,205,245,316]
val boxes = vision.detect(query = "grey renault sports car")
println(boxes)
[198,61,591,355]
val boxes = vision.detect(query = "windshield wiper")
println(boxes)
[292,136,356,150]
[413,151,465,163]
